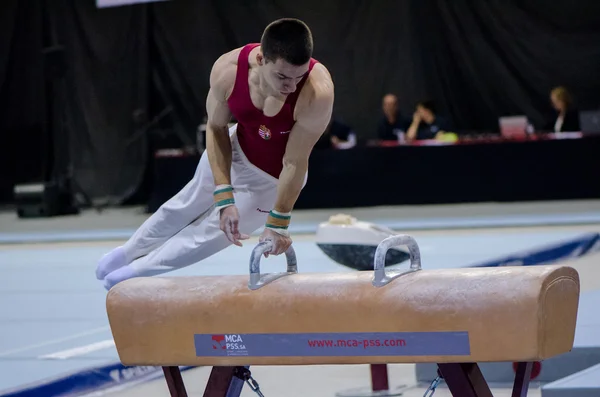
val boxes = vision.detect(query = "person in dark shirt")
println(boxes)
[543,86,580,133]
[406,100,452,141]
[377,94,409,141]
[314,118,356,149]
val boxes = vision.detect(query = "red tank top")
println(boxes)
[227,43,318,178]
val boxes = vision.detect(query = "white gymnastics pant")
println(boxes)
[117,125,296,278]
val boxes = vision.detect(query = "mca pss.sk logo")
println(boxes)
[210,334,248,356]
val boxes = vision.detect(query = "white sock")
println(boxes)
[103,265,137,290]
[95,246,127,280]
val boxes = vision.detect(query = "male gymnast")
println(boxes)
[96,18,335,289]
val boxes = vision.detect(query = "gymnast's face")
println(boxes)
[258,54,310,97]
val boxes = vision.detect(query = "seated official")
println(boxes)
[377,93,410,141]
[314,118,356,150]
[543,86,580,133]
[406,100,452,141]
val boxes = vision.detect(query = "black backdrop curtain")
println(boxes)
[409,1,600,132]
[0,0,45,204]
[149,0,600,138]
[1,0,600,204]
[51,0,149,204]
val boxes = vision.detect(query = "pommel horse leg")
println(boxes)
[106,237,580,397]
[435,361,532,397]
[163,366,188,397]
[160,365,249,397]
[437,363,493,396]
[203,367,247,397]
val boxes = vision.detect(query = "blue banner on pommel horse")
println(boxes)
[194,331,471,357]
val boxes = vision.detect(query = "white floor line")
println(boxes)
[39,339,115,360]
[0,326,110,357]
[78,369,177,397]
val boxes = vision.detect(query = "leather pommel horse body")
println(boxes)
[106,235,581,397]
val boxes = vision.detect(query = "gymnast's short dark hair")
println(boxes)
[261,18,313,66]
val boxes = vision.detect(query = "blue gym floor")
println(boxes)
[1,205,600,396]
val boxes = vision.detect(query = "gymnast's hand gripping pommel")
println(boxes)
[249,240,298,290]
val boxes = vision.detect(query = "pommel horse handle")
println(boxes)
[249,241,298,290]
[373,234,422,287]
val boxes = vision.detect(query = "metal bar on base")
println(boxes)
[163,366,188,397]
[203,366,245,397]
[511,362,533,397]
[438,363,494,397]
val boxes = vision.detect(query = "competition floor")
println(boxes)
[1,200,600,396]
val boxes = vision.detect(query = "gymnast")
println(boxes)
[95,18,334,290]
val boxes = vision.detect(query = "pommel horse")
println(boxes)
[106,235,580,397]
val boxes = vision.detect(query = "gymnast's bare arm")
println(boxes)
[276,64,334,211]
[205,48,250,246]
[205,49,239,186]
[261,63,335,255]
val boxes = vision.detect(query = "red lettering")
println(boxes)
[307,338,407,349]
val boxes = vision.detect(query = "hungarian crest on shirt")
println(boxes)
[258,125,272,140]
